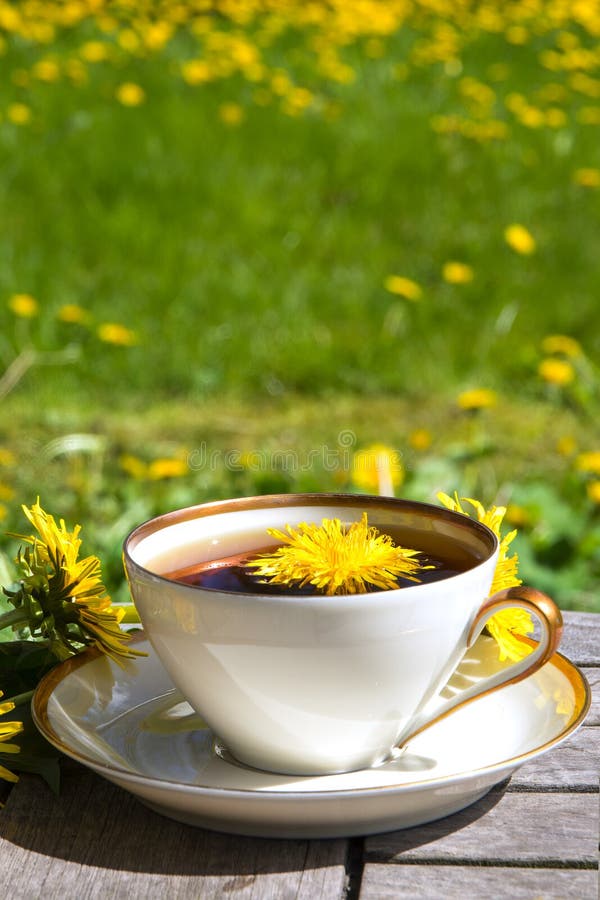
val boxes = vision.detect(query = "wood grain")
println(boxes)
[560,612,600,667]
[507,725,599,790]
[0,766,348,899]
[365,793,598,866]
[359,864,599,899]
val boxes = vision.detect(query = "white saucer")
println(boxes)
[32,635,590,839]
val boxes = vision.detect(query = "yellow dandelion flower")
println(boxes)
[504,224,536,255]
[246,513,426,596]
[352,444,404,494]
[0,448,16,466]
[409,428,432,451]
[384,275,423,301]
[0,482,15,501]
[7,104,31,125]
[0,693,22,784]
[32,59,60,82]
[541,334,582,358]
[218,102,245,126]
[97,323,139,346]
[9,501,144,664]
[538,358,575,386]
[80,41,110,63]
[437,493,532,662]
[116,83,145,107]
[57,303,89,324]
[457,388,498,411]
[0,503,7,521]
[182,59,212,85]
[147,458,188,480]
[575,451,600,474]
[8,293,38,318]
[556,436,577,457]
[587,481,600,504]
[505,504,531,528]
[442,261,474,284]
[573,168,600,188]
[119,454,148,480]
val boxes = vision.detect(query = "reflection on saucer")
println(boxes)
[32,635,590,839]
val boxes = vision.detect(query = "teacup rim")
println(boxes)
[123,492,499,600]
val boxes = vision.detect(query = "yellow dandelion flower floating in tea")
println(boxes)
[437,493,533,662]
[6,501,143,664]
[0,692,22,784]
[246,513,426,596]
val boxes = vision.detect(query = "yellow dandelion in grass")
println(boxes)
[504,504,531,528]
[575,452,600,474]
[246,513,426,596]
[148,458,188,480]
[541,334,582,358]
[57,303,89,324]
[0,448,16,466]
[457,388,498,411]
[0,693,22,784]
[7,501,144,664]
[115,82,145,107]
[8,293,38,318]
[218,102,245,126]
[7,104,31,125]
[504,224,536,255]
[97,323,139,346]
[442,261,474,284]
[80,41,110,63]
[384,275,423,301]
[181,59,213,85]
[587,481,600,504]
[409,428,432,451]
[573,168,600,188]
[556,435,577,457]
[32,59,60,82]
[538,358,575,386]
[0,482,15,502]
[119,454,148,480]
[352,444,404,495]
[437,493,532,662]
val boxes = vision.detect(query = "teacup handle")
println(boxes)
[401,586,563,746]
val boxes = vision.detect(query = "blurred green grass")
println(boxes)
[1,24,599,404]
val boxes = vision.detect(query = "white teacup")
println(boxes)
[124,493,562,776]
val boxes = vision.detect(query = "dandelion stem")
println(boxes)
[0,609,31,632]
[4,690,33,709]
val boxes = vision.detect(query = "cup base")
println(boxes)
[212,737,407,777]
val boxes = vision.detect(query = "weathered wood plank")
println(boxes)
[0,769,348,900]
[365,792,598,866]
[582,667,600,724]
[507,725,599,791]
[560,612,600,667]
[359,864,599,900]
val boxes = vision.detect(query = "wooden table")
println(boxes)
[1,611,598,899]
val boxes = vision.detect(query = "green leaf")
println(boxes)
[0,701,61,794]
[0,641,61,697]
